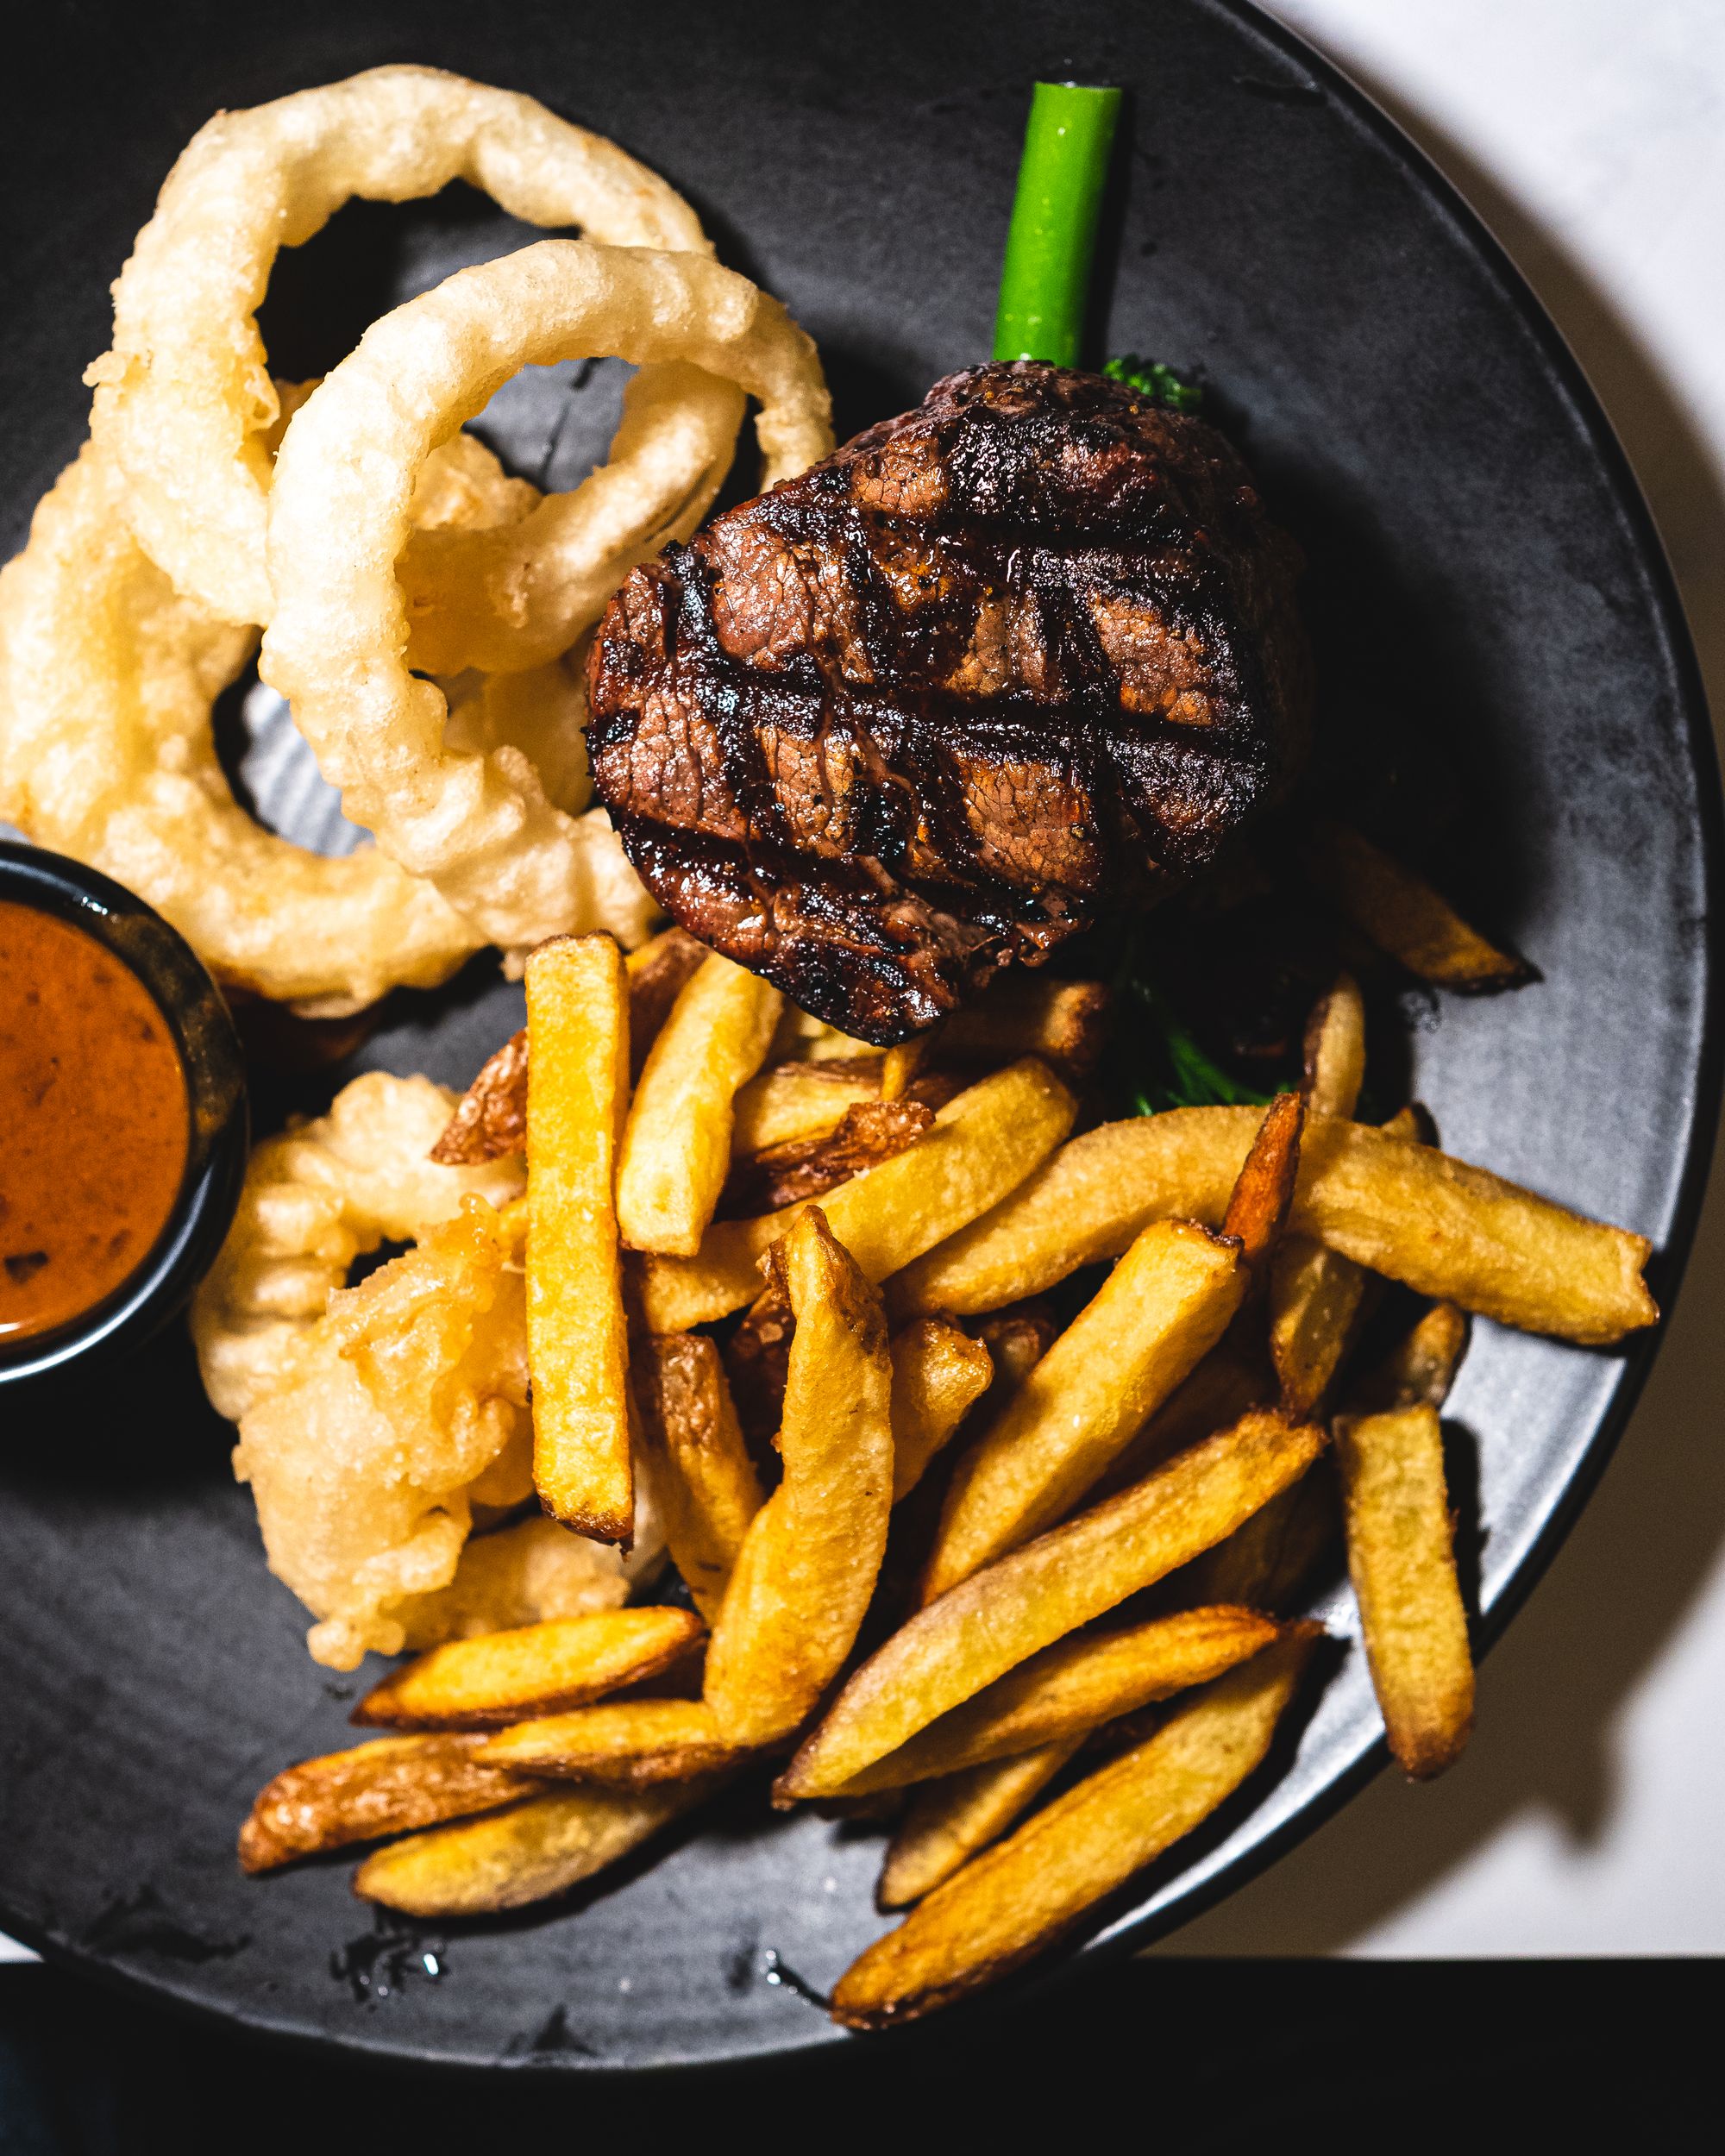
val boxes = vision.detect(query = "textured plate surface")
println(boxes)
[0,0,1716,2072]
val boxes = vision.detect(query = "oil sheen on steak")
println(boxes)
[586,361,1312,1044]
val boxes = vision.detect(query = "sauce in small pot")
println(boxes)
[0,899,190,1344]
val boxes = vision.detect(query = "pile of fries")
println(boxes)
[238,903,1655,2028]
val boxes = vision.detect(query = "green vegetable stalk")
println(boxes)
[995,84,1247,1113]
[993,82,1122,367]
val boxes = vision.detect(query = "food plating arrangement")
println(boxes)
[0,61,1671,2032]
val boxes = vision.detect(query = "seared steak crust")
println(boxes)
[587,361,1311,1043]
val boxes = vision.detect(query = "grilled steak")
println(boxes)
[586,361,1312,1044]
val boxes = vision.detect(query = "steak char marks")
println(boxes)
[586,361,1311,1044]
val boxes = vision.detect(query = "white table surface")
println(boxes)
[5,0,1722,1969]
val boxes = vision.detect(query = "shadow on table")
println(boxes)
[1157,48,1725,1956]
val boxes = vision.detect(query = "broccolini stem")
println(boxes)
[993,82,1122,367]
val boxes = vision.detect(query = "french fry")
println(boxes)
[624,924,709,1080]
[879,1037,930,1101]
[477,1700,749,1785]
[352,1608,706,1731]
[1270,1236,1368,1419]
[780,1408,1325,1799]
[427,930,706,1165]
[1184,1462,1339,1614]
[641,1059,1077,1332]
[633,1335,764,1621]
[1221,1089,1303,1276]
[1095,1346,1270,1499]
[972,1304,1059,1396]
[877,1743,1080,1909]
[731,1058,883,1154]
[831,1628,1320,2027]
[1350,1301,1470,1414]
[353,1777,719,1915]
[526,935,634,1542]
[721,1099,934,1219]
[891,1318,994,1504]
[772,1006,881,1062]
[430,1030,527,1165]
[616,954,783,1257]
[892,1106,1656,1345]
[721,1280,794,1447]
[1302,822,1531,991]
[239,1733,543,1872]
[1303,972,1366,1117]
[1336,1403,1474,1777]
[922,1220,1246,1599]
[937,974,1113,1077]
[811,1606,1283,1797]
[704,1209,895,1747]
[1271,978,1369,1415]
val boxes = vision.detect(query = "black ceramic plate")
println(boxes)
[1,0,1717,2074]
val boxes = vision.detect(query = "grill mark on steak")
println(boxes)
[588,361,1311,1044]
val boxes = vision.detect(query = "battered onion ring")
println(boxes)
[0,444,481,1007]
[193,1073,662,1667]
[85,64,739,654]
[191,1072,524,1420]
[261,239,834,950]
[398,360,745,674]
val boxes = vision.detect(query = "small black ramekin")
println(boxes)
[0,840,248,1387]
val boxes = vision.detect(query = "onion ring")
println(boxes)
[192,1071,662,1666]
[261,238,833,950]
[85,65,732,647]
[398,358,745,674]
[191,1071,524,1420]
[0,442,482,1007]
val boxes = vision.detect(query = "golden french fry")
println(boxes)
[354,1777,718,1915]
[722,1099,934,1219]
[877,1742,1080,1909]
[937,975,1113,1077]
[624,924,708,1080]
[704,1209,895,1746]
[1185,1463,1338,1614]
[879,1037,930,1101]
[890,1317,994,1504]
[972,1304,1058,1395]
[616,953,783,1257]
[1096,1346,1270,1499]
[892,1106,1655,1346]
[239,1733,542,1871]
[1336,1403,1474,1777]
[429,930,705,1166]
[477,1699,748,1785]
[526,935,633,1542]
[780,1408,1325,1799]
[1221,1089,1302,1275]
[430,1030,528,1165]
[1270,1236,1367,1419]
[922,1220,1245,1600]
[1270,979,1371,1415]
[731,1057,884,1154]
[812,1606,1283,1797]
[1303,973,1366,1117]
[1350,1301,1471,1414]
[641,1059,1077,1332]
[1302,822,1531,991]
[771,1006,880,1062]
[633,1333,764,1620]
[352,1607,706,1730]
[831,1627,1319,2027]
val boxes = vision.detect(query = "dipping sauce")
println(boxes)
[0,900,190,1344]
